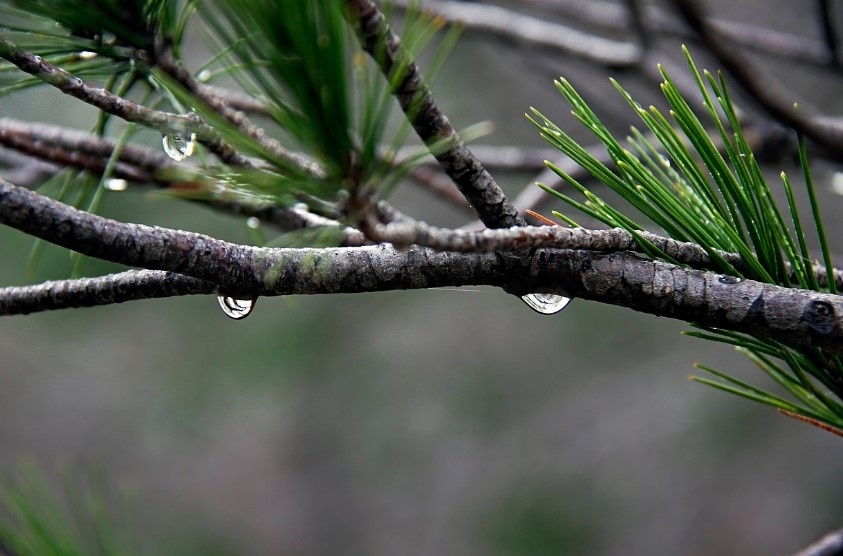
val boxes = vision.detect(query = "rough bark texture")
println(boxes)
[0,271,215,314]
[2,179,842,354]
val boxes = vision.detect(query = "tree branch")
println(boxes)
[154,53,326,178]
[392,0,641,66]
[345,0,524,229]
[2,178,843,356]
[0,270,215,315]
[0,118,365,241]
[0,37,251,167]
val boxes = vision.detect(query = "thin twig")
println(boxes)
[480,0,833,67]
[345,0,524,229]
[0,37,251,166]
[0,118,362,239]
[0,270,216,315]
[155,53,326,178]
[392,0,641,66]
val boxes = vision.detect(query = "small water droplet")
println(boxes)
[521,293,572,315]
[162,131,196,161]
[104,178,128,191]
[246,217,260,229]
[197,69,212,82]
[217,295,256,320]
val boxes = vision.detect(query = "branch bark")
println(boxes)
[345,0,524,229]
[3,178,843,356]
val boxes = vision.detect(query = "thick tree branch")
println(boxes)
[345,0,524,229]
[0,37,251,167]
[2,178,843,355]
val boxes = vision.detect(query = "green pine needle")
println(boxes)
[533,48,843,435]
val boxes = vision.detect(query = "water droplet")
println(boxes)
[197,69,212,82]
[162,131,196,161]
[217,295,257,320]
[246,217,261,229]
[521,293,572,315]
[104,178,128,191]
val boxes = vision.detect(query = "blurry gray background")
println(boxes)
[1,0,842,554]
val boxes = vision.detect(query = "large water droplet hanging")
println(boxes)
[162,131,196,161]
[521,293,572,315]
[217,295,257,320]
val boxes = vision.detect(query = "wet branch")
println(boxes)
[0,118,362,239]
[0,270,215,315]
[2,178,843,355]
[0,37,250,166]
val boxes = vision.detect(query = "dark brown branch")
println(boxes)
[0,37,250,166]
[3,178,843,356]
[345,0,524,229]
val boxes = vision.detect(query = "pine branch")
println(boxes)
[0,270,215,315]
[0,117,170,184]
[0,37,250,166]
[345,0,524,229]
[0,118,363,239]
[3,178,843,356]
[154,52,326,178]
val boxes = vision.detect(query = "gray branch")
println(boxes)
[2,178,843,355]
[0,270,215,315]
[0,37,251,167]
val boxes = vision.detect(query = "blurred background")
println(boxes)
[1,0,843,554]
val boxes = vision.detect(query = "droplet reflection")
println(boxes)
[217,295,257,320]
[162,131,196,161]
[521,293,572,315]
